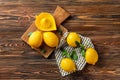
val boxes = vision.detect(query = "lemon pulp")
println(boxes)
[40,18,51,29]
[35,12,57,31]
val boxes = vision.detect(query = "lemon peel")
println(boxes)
[67,32,81,47]
[85,48,98,65]
[60,58,76,72]
[43,32,59,47]
[28,30,43,48]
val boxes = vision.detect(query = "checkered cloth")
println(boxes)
[55,32,94,76]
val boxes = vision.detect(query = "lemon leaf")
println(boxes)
[80,44,84,50]
[41,49,46,53]
[66,53,71,58]
[61,47,78,60]
[73,54,78,60]
[79,44,86,57]
[71,50,78,60]
[61,47,69,57]
[75,41,86,57]
[75,41,80,47]
[60,47,64,51]
[28,32,33,37]
[40,47,46,53]
[81,49,85,57]
[57,28,62,35]
[62,51,68,57]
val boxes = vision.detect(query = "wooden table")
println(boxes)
[0,0,120,79]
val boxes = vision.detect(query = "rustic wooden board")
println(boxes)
[54,6,70,26]
[0,0,120,79]
[21,6,70,58]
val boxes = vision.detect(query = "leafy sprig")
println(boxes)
[40,47,46,53]
[60,41,86,60]
[60,47,78,60]
[75,41,86,57]
[57,28,62,35]
[28,32,33,37]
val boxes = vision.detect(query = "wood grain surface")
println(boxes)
[0,0,120,80]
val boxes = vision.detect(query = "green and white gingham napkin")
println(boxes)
[55,32,94,76]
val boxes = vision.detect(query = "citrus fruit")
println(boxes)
[43,32,59,47]
[85,48,98,65]
[35,12,57,31]
[67,32,81,47]
[28,30,43,48]
[60,58,76,72]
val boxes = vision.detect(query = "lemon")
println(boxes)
[85,48,98,65]
[35,12,57,31]
[43,32,59,47]
[60,58,76,72]
[67,32,81,47]
[28,30,43,48]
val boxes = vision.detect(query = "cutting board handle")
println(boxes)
[53,6,70,26]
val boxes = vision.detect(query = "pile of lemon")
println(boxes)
[28,12,59,48]
[60,32,98,73]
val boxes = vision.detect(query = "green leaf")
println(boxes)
[60,47,65,51]
[81,49,85,57]
[73,53,78,60]
[61,47,78,60]
[40,47,46,53]
[75,41,86,58]
[61,47,67,57]
[62,51,68,57]
[80,44,85,49]
[75,41,80,47]
[28,32,33,37]
[41,49,46,53]
[66,53,71,58]
[57,28,62,35]
[71,50,78,60]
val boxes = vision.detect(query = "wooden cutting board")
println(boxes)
[21,6,70,58]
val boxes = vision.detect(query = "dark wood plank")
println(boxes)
[0,0,120,79]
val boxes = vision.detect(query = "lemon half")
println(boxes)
[35,12,57,31]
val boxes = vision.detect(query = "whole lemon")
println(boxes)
[60,58,76,72]
[67,32,81,47]
[28,30,43,48]
[85,48,98,65]
[43,32,59,47]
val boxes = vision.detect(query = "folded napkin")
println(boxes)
[55,32,94,76]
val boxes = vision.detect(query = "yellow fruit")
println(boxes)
[28,30,43,48]
[60,58,76,72]
[35,12,57,31]
[67,32,81,47]
[43,32,59,47]
[85,48,98,65]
